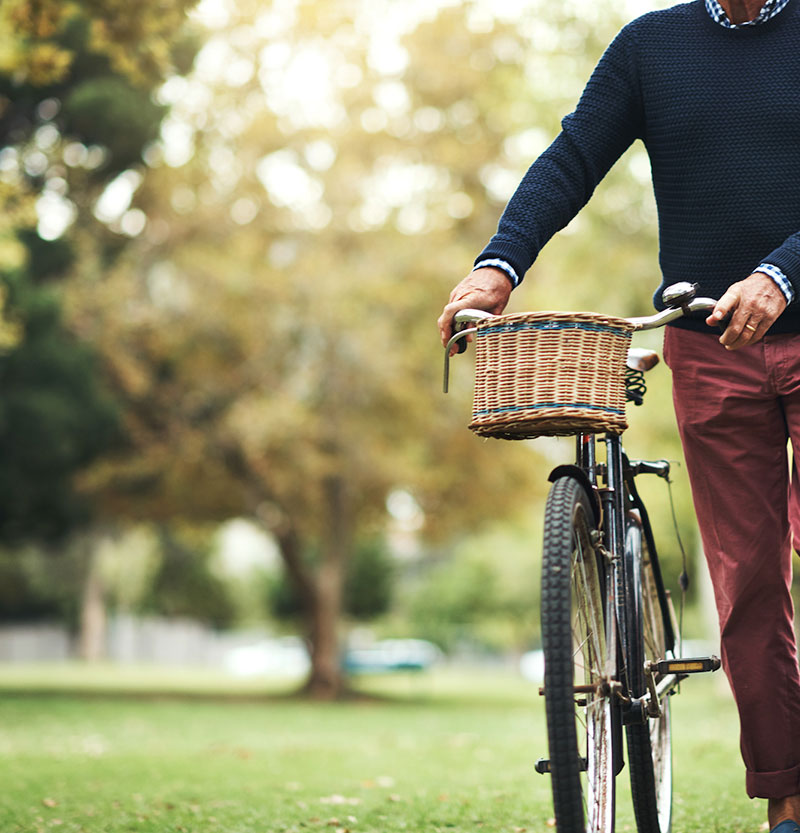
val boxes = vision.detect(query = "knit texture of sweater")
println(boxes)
[475,0,800,332]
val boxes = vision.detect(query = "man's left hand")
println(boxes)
[705,272,788,350]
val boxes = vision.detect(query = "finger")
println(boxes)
[722,317,764,350]
[438,304,456,347]
[439,299,473,347]
[747,319,768,345]
[706,285,741,327]
[719,312,748,348]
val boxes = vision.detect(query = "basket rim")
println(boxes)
[468,309,634,440]
[475,309,636,335]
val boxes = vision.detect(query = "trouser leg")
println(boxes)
[664,327,800,800]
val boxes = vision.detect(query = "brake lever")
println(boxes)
[442,309,494,394]
[443,326,478,393]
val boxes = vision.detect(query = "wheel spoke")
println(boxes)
[625,520,672,833]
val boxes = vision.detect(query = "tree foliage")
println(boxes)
[269,538,394,623]
[0,272,118,542]
[0,0,200,545]
[142,527,236,630]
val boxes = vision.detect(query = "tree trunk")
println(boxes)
[270,506,349,699]
[226,443,352,699]
[303,470,352,699]
[78,531,108,662]
[304,557,346,699]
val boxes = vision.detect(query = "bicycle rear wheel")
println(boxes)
[541,476,615,833]
[624,520,672,833]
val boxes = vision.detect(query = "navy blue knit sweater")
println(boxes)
[476,0,800,332]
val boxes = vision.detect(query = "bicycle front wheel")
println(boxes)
[541,476,615,833]
[624,520,672,833]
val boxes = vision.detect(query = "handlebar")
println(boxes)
[625,296,717,330]
[443,282,718,393]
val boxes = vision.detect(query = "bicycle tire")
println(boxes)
[541,476,615,833]
[624,520,672,833]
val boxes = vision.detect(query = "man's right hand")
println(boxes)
[437,267,513,354]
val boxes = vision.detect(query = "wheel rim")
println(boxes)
[572,512,614,833]
[649,702,672,832]
[640,550,673,832]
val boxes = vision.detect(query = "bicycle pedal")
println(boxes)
[534,758,550,774]
[648,656,721,675]
[534,757,587,775]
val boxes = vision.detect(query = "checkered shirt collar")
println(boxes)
[704,0,792,27]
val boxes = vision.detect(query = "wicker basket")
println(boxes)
[468,311,635,440]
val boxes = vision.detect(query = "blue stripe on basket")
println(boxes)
[473,402,625,417]
[477,321,630,337]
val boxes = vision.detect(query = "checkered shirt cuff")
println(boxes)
[473,259,521,288]
[755,263,795,304]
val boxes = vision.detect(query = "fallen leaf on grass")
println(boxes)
[42,799,58,808]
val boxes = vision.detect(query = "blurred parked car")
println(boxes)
[343,639,442,674]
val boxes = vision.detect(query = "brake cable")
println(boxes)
[665,471,689,658]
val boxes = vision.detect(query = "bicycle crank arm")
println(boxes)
[634,656,722,720]
[624,673,684,723]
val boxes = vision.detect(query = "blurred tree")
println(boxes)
[0,271,118,543]
[0,551,63,622]
[142,526,236,630]
[268,537,394,624]
[344,539,394,621]
[0,0,202,266]
[0,0,201,643]
[61,0,692,693]
[405,517,543,655]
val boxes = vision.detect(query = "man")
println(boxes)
[437,1,800,830]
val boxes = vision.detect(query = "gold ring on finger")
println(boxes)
[745,323,757,332]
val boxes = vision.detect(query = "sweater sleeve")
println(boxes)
[474,24,645,283]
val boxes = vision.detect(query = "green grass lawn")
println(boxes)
[0,665,764,833]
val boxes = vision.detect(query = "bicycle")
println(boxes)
[443,282,722,833]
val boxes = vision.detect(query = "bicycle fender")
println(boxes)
[547,465,601,526]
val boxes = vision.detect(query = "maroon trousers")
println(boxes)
[664,327,800,799]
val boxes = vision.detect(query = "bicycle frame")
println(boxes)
[573,431,692,722]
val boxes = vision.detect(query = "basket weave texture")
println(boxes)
[469,311,635,440]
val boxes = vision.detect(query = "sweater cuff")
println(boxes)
[473,258,521,289]
[754,263,795,304]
